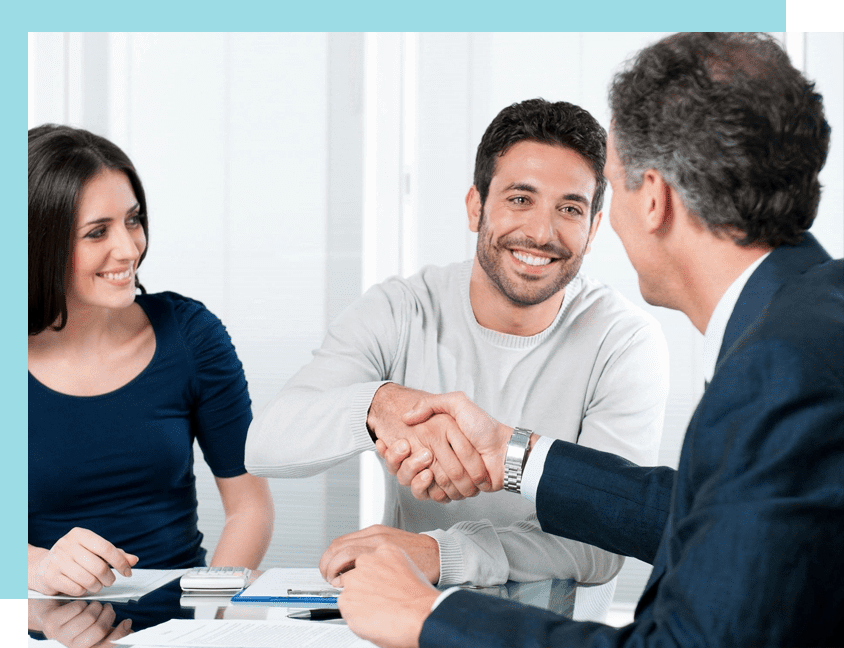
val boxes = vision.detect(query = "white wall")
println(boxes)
[386,31,844,605]
[29,32,363,570]
[29,32,844,602]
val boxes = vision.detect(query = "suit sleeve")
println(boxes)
[244,282,407,477]
[428,321,670,586]
[536,442,674,564]
[422,336,844,647]
[421,589,623,648]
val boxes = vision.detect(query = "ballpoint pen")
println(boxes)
[287,608,343,620]
[287,588,341,597]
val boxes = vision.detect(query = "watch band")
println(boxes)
[503,427,532,493]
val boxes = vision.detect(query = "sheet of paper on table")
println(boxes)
[112,618,376,647]
[27,568,186,602]
[28,639,65,648]
[231,567,341,605]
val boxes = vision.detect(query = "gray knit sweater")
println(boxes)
[246,260,668,593]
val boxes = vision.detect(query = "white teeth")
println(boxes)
[512,251,552,266]
[99,269,132,281]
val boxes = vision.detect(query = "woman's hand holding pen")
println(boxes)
[29,527,139,597]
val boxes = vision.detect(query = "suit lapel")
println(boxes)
[716,233,831,366]
[637,234,832,620]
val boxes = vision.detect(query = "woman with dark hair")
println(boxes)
[28,125,274,597]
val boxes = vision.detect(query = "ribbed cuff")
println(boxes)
[422,529,465,586]
[349,381,393,451]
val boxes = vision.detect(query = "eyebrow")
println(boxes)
[78,203,141,229]
[503,182,538,194]
[560,193,590,207]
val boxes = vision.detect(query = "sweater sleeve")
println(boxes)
[245,282,408,478]
[426,513,624,586]
[425,320,669,587]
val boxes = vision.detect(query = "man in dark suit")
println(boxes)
[335,32,844,648]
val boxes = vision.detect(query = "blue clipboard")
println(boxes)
[228,571,340,607]
[230,590,338,606]
[231,588,337,608]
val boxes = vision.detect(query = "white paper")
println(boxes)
[27,568,186,601]
[28,639,65,648]
[235,568,340,599]
[113,619,375,647]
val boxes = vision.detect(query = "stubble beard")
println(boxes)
[475,213,585,308]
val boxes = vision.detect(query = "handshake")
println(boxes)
[368,383,533,503]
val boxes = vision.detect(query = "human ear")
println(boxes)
[642,170,672,234]
[466,186,482,233]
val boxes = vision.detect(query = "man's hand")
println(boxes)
[29,528,139,597]
[379,392,514,498]
[337,543,439,648]
[368,383,489,502]
[375,439,440,500]
[319,524,441,586]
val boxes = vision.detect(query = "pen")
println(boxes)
[287,608,343,621]
[287,588,341,597]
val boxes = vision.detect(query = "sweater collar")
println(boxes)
[459,260,581,349]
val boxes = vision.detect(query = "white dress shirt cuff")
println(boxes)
[520,435,553,503]
[430,586,462,612]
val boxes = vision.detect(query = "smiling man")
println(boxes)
[470,141,602,333]
[245,99,668,620]
[337,33,843,648]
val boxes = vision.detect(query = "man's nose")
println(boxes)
[519,205,555,245]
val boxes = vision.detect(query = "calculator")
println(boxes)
[179,566,253,593]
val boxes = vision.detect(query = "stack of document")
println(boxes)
[113,618,376,647]
[27,568,185,603]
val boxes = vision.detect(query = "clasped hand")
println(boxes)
[372,387,513,501]
[329,391,517,648]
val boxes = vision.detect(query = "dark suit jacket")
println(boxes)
[422,233,844,647]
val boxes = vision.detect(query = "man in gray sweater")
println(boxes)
[245,98,668,620]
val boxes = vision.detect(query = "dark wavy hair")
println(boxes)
[609,32,830,247]
[473,98,607,220]
[29,125,149,336]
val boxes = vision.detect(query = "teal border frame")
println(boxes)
[11,0,786,603]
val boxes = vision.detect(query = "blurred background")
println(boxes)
[28,32,844,619]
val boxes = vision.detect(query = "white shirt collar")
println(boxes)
[702,252,771,383]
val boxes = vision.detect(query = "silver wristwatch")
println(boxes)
[503,427,532,493]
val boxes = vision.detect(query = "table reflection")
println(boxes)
[28,577,575,647]
[29,579,192,647]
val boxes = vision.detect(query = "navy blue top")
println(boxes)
[28,292,252,569]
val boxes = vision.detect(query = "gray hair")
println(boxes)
[609,32,830,247]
